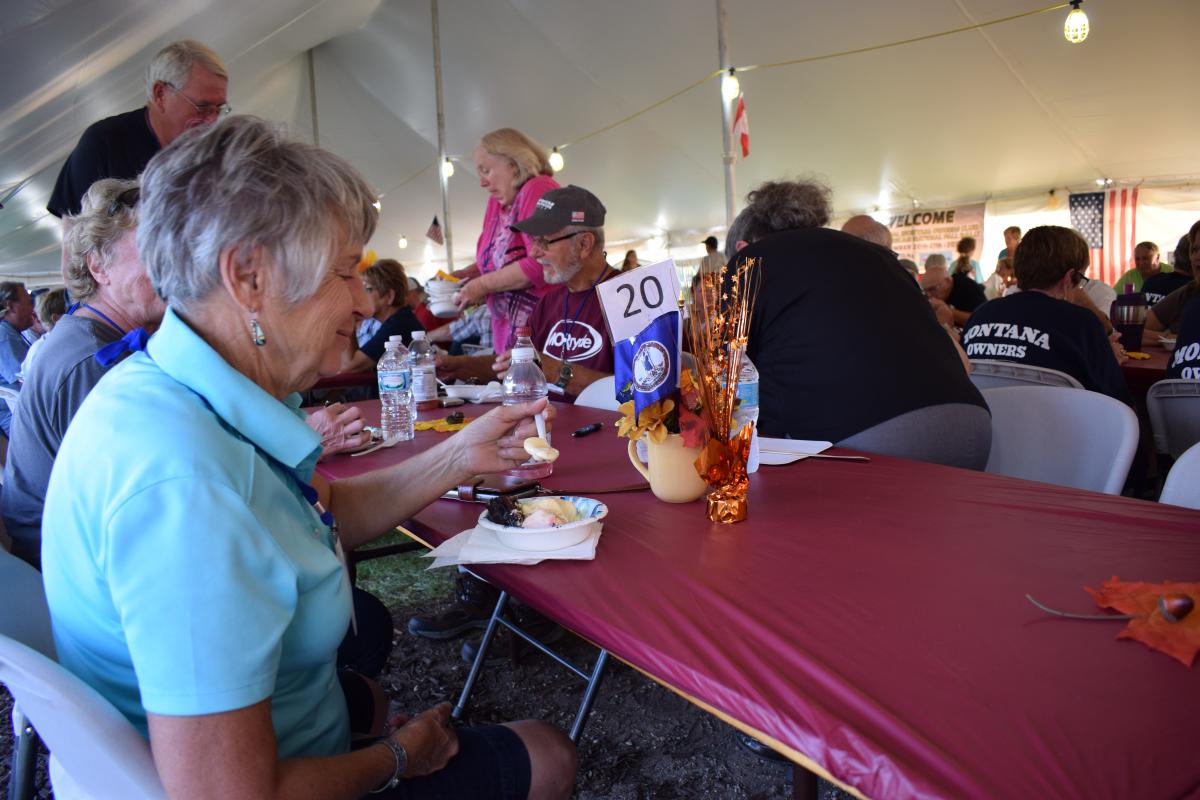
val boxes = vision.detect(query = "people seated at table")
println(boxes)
[953,236,983,283]
[41,116,577,800]
[961,225,1131,403]
[839,214,893,250]
[1140,235,1193,307]
[726,178,991,469]
[18,287,68,380]
[427,303,493,355]
[984,256,1015,300]
[1144,221,1200,345]
[0,281,35,437]
[898,257,920,281]
[920,256,987,327]
[1167,297,1200,380]
[343,257,425,371]
[1113,241,1164,295]
[437,185,617,403]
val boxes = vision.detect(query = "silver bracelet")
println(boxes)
[368,737,407,794]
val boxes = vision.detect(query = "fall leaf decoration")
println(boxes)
[616,398,675,444]
[1026,577,1200,667]
[1087,577,1200,667]
[356,249,378,273]
[414,415,473,433]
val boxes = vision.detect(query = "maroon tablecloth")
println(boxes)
[1123,345,1170,401]
[318,401,1200,800]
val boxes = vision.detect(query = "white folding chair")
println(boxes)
[1159,441,1200,510]
[3,549,52,800]
[1146,379,1200,459]
[0,550,166,800]
[969,360,1084,391]
[981,386,1138,495]
[573,375,620,411]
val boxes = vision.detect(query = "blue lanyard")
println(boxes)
[68,302,125,336]
[557,266,610,361]
[89,326,335,532]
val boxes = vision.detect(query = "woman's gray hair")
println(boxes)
[145,39,227,98]
[726,179,834,256]
[64,178,140,303]
[137,116,378,311]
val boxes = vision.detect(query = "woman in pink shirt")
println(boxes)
[453,128,559,352]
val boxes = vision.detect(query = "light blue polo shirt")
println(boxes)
[42,307,353,759]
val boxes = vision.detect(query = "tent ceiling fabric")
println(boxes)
[2,0,1198,281]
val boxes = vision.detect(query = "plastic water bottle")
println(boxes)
[733,350,760,474]
[378,335,414,441]
[409,330,439,411]
[503,327,552,479]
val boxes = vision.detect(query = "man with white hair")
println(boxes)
[920,254,986,327]
[47,39,229,219]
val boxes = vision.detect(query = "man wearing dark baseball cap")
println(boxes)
[700,233,724,272]
[509,184,606,236]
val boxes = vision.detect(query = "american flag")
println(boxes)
[425,215,444,245]
[1068,188,1138,286]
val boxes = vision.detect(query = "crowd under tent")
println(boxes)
[2,0,1199,286]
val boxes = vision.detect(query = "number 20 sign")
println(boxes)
[596,259,683,343]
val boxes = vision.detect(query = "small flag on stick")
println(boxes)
[732,94,750,158]
[426,216,444,245]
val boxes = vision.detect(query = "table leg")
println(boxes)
[568,649,610,742]
[453,590,509,721]
[791,765,818,800]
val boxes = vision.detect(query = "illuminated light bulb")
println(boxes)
[1064,1,1089,44]
[441,158,455,179]
[372,199,382,212]
[549,148,564,172]
[721,69,740,104]
[1095,178,1107,187]
[398,235,408,249]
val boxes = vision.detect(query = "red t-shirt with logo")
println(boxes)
[528,271,617,397]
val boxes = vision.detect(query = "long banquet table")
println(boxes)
[317,401,1200,800]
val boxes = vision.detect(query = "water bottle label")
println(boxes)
[413,368,437,401]
[378,368,410,393]
[736,381,758,408]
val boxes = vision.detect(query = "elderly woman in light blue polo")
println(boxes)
[42,116,575,800]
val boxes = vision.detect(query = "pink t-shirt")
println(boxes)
[475,174,559,351]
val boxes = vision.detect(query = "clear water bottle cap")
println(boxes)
[388,335,406,343]
[511,346,537,362]
[411,331,426,340]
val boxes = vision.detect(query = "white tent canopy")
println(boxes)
[2,0,1199,284]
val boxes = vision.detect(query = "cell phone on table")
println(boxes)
[441,474,541,503]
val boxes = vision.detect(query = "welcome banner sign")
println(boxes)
[888,202,985,266]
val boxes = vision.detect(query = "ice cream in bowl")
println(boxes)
[477,495,608,551]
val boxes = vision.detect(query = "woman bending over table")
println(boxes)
[42,116,574,800]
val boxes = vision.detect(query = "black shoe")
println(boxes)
[460,605,565,666]
[733,730,791,763]
[407,574,499,640]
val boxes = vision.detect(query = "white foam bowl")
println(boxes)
[428,299,459,317]
[425,279,459,296]
[477,496,608,551]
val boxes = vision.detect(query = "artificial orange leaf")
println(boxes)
[1085,576,1200,667]
[415,417,473,433]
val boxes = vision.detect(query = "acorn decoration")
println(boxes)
[1158,594,1194,623]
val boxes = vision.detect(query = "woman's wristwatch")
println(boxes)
[369,737,407,794]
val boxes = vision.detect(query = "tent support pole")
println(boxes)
[307,49,319,145]
[431,0,454,267]
[716,0,736,227]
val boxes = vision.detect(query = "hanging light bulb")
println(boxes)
[372,199,382,212]
[1064,0,1089,44]
[548,147,565,172]
[721,68,740,104]
[398,235,408,249]
[441,158,455,179]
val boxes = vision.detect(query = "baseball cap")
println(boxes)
[510,185,606,236]
[702,236,719,249]
[407,277,422,292]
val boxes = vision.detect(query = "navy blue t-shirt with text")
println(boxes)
[1167,299,1200,380]
[962,291,1130,403]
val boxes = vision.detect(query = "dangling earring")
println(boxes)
[250,318,267,347]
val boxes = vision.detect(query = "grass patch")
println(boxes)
[353,529,453,609]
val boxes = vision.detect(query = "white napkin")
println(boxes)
[422,524,602,568]
[756,437,833,466]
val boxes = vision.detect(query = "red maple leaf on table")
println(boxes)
[1086,576,1200,667]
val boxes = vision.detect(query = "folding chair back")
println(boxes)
[1146,379,1200,459]
[969,359,1084,391]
